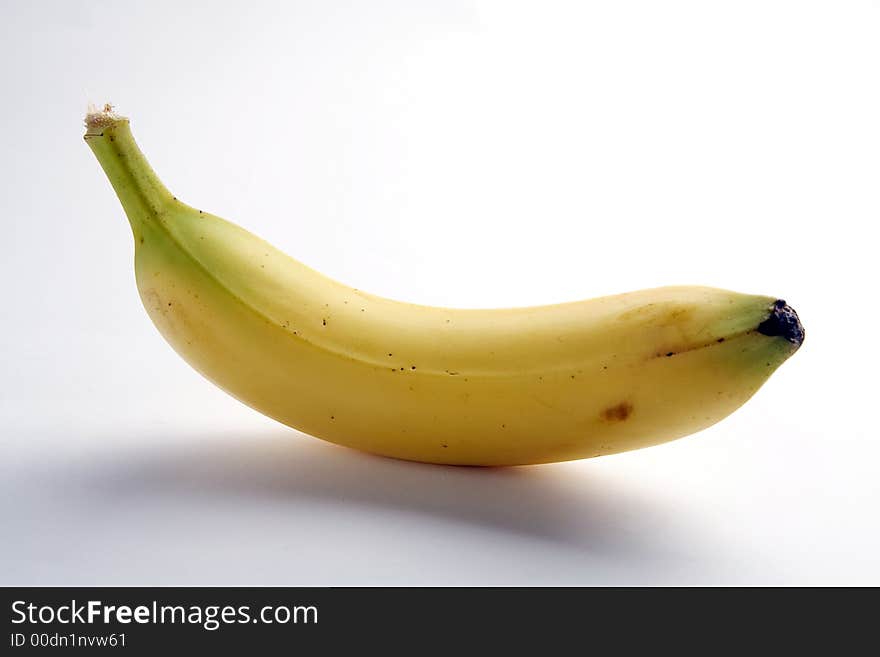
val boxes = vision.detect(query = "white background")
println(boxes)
[1,0,878,585]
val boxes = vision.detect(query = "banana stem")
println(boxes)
[84,105,175,236]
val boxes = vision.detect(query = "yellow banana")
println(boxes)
[84,105,803,466]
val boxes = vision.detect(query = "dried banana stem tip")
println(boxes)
[84,102,127,135]
[757,300,805,346]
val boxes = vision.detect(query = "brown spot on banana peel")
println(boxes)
[601,401,633,422]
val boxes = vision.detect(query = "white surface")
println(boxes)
[1,0,878,585]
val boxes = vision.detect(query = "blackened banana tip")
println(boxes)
[757,299,804,346]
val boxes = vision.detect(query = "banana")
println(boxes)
[84,105,803,466]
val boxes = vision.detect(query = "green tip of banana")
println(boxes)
[84,105,804,466]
